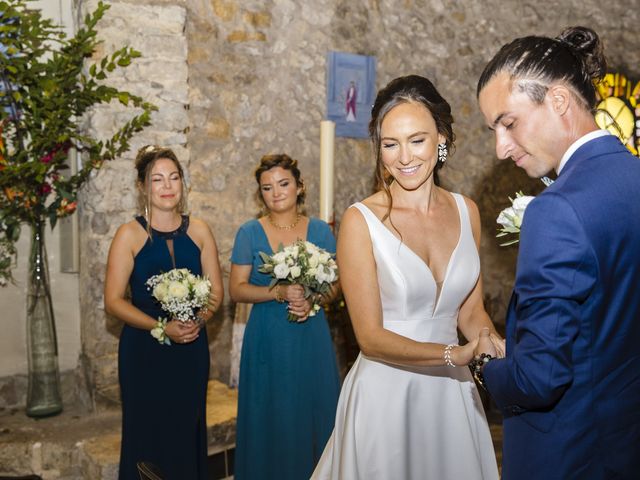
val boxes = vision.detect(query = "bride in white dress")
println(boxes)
[312,75,503,480]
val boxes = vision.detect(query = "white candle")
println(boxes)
[319,120,335,224]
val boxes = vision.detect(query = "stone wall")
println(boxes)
[77,0,190,407]
[75,0,640,406]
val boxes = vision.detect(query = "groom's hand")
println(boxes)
[475,328,497,358]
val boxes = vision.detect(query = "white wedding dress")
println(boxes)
[312,194,499,480]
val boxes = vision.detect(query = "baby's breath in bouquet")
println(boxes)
[146,268,211,344]
[259,240,338,322]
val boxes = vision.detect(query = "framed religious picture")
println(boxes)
[594,72,640,156]
[326,51,376,138]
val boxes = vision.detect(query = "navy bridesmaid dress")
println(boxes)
[231,217,341,480]
[118,215,210,480]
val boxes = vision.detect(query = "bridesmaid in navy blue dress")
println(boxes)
[229,154,341,480]
[104,145,224,480]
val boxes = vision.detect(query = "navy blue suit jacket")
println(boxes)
[485,135,640,479]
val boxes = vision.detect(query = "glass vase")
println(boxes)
[25,219,63,417]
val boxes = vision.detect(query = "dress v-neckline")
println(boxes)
[357,194,463,316]
[256,218,311,254]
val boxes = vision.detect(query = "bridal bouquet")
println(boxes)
[146,268,211,324]
[259,240,338,322]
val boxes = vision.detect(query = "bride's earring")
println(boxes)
[437,143,447,163]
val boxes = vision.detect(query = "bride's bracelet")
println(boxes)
[444,344,456,367]
[150,318,171,345]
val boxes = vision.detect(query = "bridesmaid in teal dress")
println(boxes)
[230,154,341,480]
[104,145,224,479]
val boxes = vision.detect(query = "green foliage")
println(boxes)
[0,0,157,283]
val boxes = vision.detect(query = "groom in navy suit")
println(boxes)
[475,26,640,479]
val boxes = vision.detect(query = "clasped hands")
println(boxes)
[454,328,505,366]
[277,284,314,322]
[164,290,220,344]
[476,327,505,360]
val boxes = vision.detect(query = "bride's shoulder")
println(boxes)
[354,192,387,217]
[448,192,481,240]
[443,189,478,214]
[455,192,480,218]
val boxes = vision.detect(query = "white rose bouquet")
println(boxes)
[145,268,211,342]
[258,239,339,322]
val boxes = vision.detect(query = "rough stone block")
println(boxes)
[242,11,271,28]
[226,30,267,43]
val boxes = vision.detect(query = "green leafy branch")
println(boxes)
[0,0,157,282]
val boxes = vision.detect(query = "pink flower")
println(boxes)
[38,183,52,196]
[40,142,71,164]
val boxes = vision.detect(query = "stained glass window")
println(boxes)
[594,72,640,156]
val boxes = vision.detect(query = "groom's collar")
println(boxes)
[556,130,610,175]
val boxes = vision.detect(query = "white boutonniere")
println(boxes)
[496,177,554,246]
[496,192,535,246]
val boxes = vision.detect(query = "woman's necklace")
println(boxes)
[268,213,301,231]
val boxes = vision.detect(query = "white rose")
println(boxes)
[273,252,287,263]
[309,253,320,268]
[497,194,534,230]
[194,279,210,298]
[496,206,517,228]
[150,326,163,339]
[153,283,168,302]
[305,242,319,255]
[168,281,189,299]
[187,273,196,284]
[315,268,328,284]
[512,195,534,218]
[274,263,290,279]
[319,252,331,263]
[289,265,302,279]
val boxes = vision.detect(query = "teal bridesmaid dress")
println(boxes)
[231,217,340,480]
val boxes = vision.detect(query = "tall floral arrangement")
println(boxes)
[0,0,156,417]
[0,0,156,282]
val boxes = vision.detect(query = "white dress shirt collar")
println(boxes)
[556,129,610,175]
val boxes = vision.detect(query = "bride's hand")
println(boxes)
[475,327,497,358]
[451,338,478,366]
